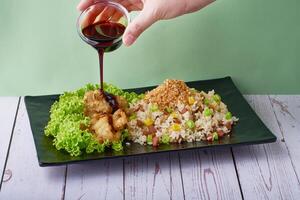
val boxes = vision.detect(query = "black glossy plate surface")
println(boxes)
[25,77,276,166]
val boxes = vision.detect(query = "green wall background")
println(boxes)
[0,0,299,95]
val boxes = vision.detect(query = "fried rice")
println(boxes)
[127,79,238,146]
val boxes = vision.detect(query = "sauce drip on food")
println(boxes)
[104,92,119,112]
[82,21,126,109]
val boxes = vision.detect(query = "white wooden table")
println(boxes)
[0,96,299,200]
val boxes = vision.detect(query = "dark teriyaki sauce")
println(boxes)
[82,21,126,111]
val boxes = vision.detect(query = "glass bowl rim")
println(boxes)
[77,0,131,46]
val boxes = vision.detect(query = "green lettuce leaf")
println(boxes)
[44,83,142,156]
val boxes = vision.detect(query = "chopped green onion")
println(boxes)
[150,104,159,112]
[203,108,213,117]
[204,98,211,106]
[213,94,221,103]
[165,107,173,113]
[147,135,153,145]
[161,133,170,144]
[212,132,218,141]
[186,120,195,129]
[225,112,232,120]
[129,113,137,121]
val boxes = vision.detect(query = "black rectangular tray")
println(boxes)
[25,77,276,166]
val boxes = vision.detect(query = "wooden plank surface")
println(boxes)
[270,95,300,185]
[232,95,300,199]
[0,97,19,187]
[0,98,66,200]
[124,152,184,200]
[180,148,242,200]
[64,159,124,200]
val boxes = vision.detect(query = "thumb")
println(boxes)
[123,8,157,46]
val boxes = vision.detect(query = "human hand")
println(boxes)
[77,0,214,46]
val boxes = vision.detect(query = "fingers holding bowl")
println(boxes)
[80,3,106,29]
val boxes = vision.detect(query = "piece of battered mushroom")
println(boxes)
[90,114,121,143]
[115,96,128,111]
[84,90,112,117]
[112,109,128,131]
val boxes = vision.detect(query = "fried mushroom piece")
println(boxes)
[115,96,128,110]
[112,109,128,131]
[84,90,112,117]
[90,114,121,143]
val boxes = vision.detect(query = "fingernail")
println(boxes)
[124,34,136,46]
